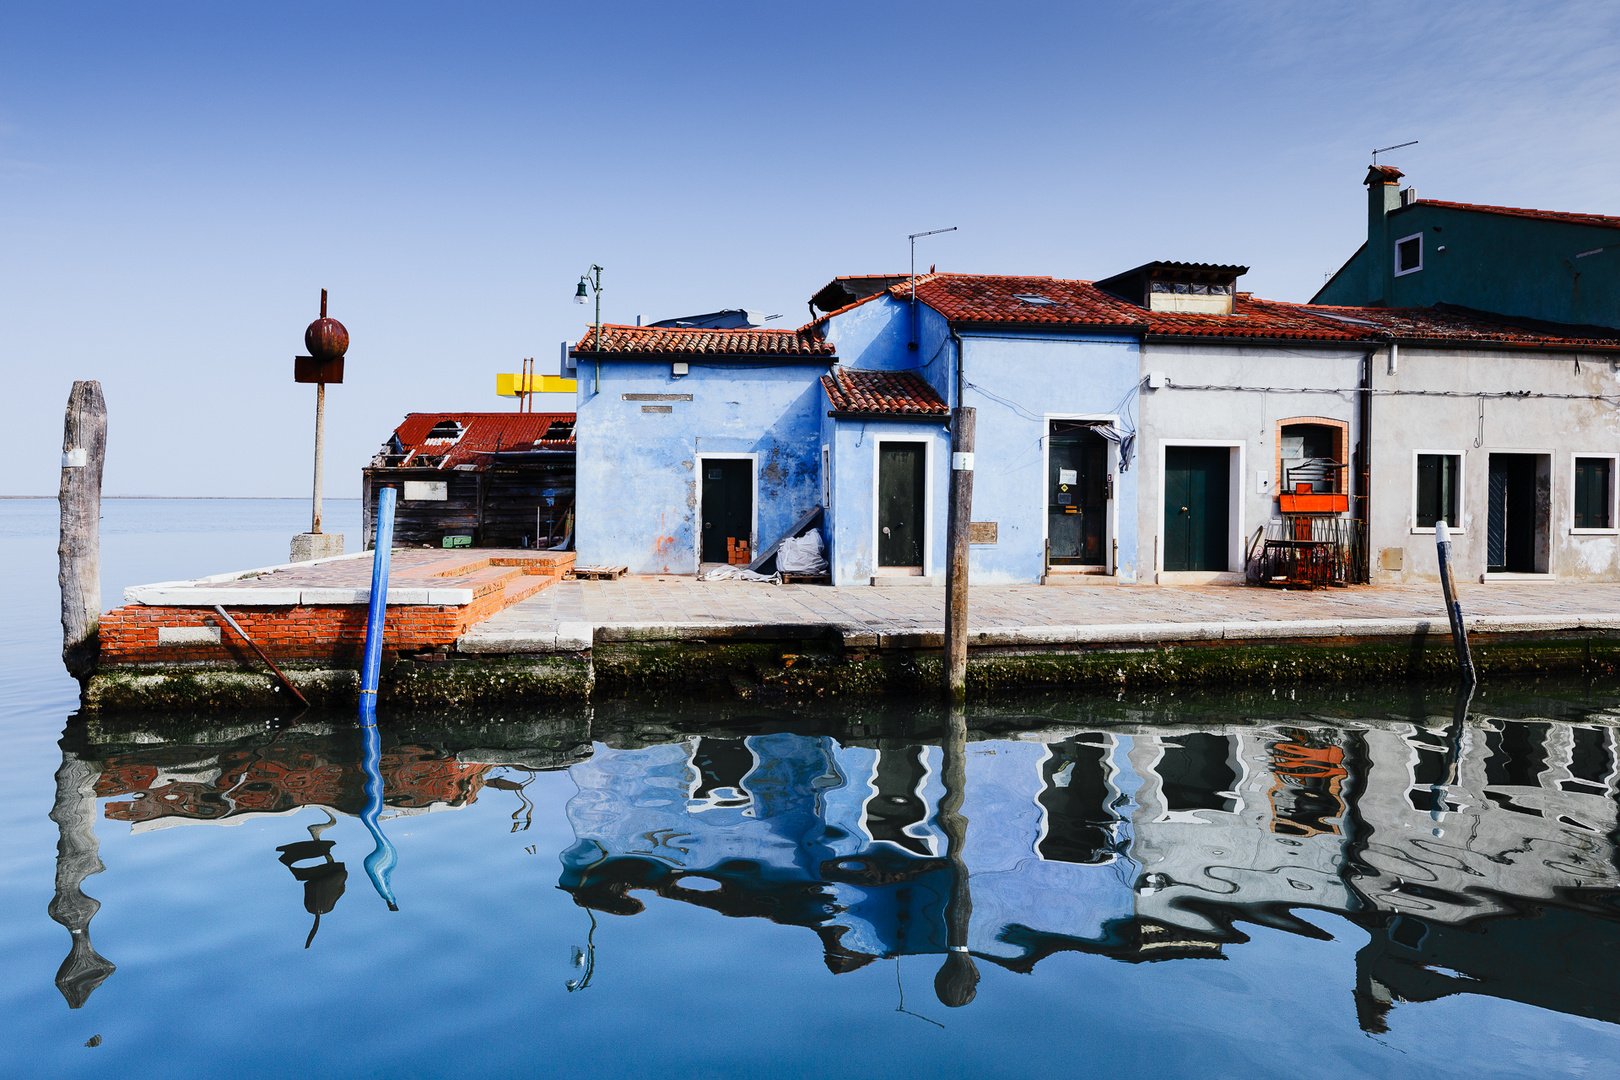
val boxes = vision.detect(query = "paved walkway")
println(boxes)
[459,577,1620,653]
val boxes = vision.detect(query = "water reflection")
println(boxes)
[55,691,1620,1031]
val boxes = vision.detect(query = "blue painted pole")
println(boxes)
[358,722,399,910]
[359,486,397,727]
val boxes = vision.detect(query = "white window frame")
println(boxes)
[870,435,935,574]
[693,452,759,572]
[1394,231,1424,277]
[821,444,831,509]
[1042,413,1120,574]
[1569,451,1619,535]
[1410,449,1465,535]
[1153,439,1246,574]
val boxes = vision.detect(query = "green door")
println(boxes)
[1164,446,1229,572]
[701,459,752,563]
[878,443,926,567]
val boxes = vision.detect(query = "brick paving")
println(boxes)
[460,576,1620,652]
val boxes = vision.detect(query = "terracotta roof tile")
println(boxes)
[573,324,834,357]
[821,368,948,418]
[909,274,1147,327]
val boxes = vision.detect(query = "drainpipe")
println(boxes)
[949,328,965,408]
[1358,345,1375,582]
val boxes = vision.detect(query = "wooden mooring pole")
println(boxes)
[58,381,106,682]
[1435,520,1476,685]
[944,407,975,703]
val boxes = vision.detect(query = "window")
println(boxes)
[1574,456,1614,530]
[1279,422,1341,493]
[1415,453,1460,529]
[542,419,575,441]
[1394,232,1423,277]
[1013,294,1056,306]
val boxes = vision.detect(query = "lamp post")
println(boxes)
[575,265,603,393]
[291,289,348,562]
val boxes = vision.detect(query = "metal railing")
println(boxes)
[1253,515,1366,587]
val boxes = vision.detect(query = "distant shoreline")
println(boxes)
[0,495,362,500]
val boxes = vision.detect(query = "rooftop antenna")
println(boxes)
[1372,140,1418,166]
[908,226,956,349]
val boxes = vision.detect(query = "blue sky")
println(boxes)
[4,1,1618,496]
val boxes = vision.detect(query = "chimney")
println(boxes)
[1365,165,1404,306]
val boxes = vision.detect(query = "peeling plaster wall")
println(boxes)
[575,359,830,574]
[1369,346,1620,584]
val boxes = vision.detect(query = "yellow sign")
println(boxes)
[497,373,577,396]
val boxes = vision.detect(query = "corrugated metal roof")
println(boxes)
[384,412,575,470]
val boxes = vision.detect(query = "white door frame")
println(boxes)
[1043,413,1120,573]
[694,452,759,572]
[1155,439,1246,577]
[871,435,934,573]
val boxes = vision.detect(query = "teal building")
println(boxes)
[1315,164,1620,328]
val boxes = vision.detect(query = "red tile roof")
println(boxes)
[911,274,1147,328]
[384,412,575,469]
[573,324,835,357]
[804,271,1620,349]
[1410,199,1620,230]
[1289,303,1620,350]
[821,368,949,418]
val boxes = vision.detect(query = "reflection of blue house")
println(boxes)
[557,734,1140,971]
[573,274,1147,583]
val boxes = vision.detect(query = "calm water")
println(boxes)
[4,500,1620,1078]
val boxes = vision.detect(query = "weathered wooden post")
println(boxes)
[944,407,976,702]
[1435,520,1476,685]
[50,748,115,1007]
[291,290,348,563]
[58,381,106,683]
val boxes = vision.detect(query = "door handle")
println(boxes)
[882,527,891,536]
[1180,506,1189,513]
[704,521,711,529]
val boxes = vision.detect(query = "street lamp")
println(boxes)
[574,265,604,393]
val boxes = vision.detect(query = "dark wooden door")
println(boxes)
[878,443,926,567]
[701,459,752,563]
[1164,446,1229,572]
[1488,454,1536,573]
[1049,431,1108,565]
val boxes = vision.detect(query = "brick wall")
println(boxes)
[100,556,570,667]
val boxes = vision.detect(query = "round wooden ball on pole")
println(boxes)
[291,289,349,563]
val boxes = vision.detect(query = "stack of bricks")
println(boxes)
[726,537,750,566]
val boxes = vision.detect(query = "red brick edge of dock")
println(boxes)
[100,552,575,666]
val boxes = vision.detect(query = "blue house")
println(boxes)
[570,325,835,574]
[812,274,1145,585]
[573,274,1148,584]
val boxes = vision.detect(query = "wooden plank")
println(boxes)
[747,505,823,573]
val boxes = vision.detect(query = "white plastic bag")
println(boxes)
[777,530,828,575]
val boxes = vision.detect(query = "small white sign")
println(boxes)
[952,452,975,471]
[403,481,448,501]
[1256,471,1272,494]
[62,448,88,468]
[1058,468,1077,485]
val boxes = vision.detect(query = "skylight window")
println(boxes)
[1013,294,1057,306]
[542,420,575,440]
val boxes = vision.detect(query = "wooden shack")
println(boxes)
[362,412,575,549]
